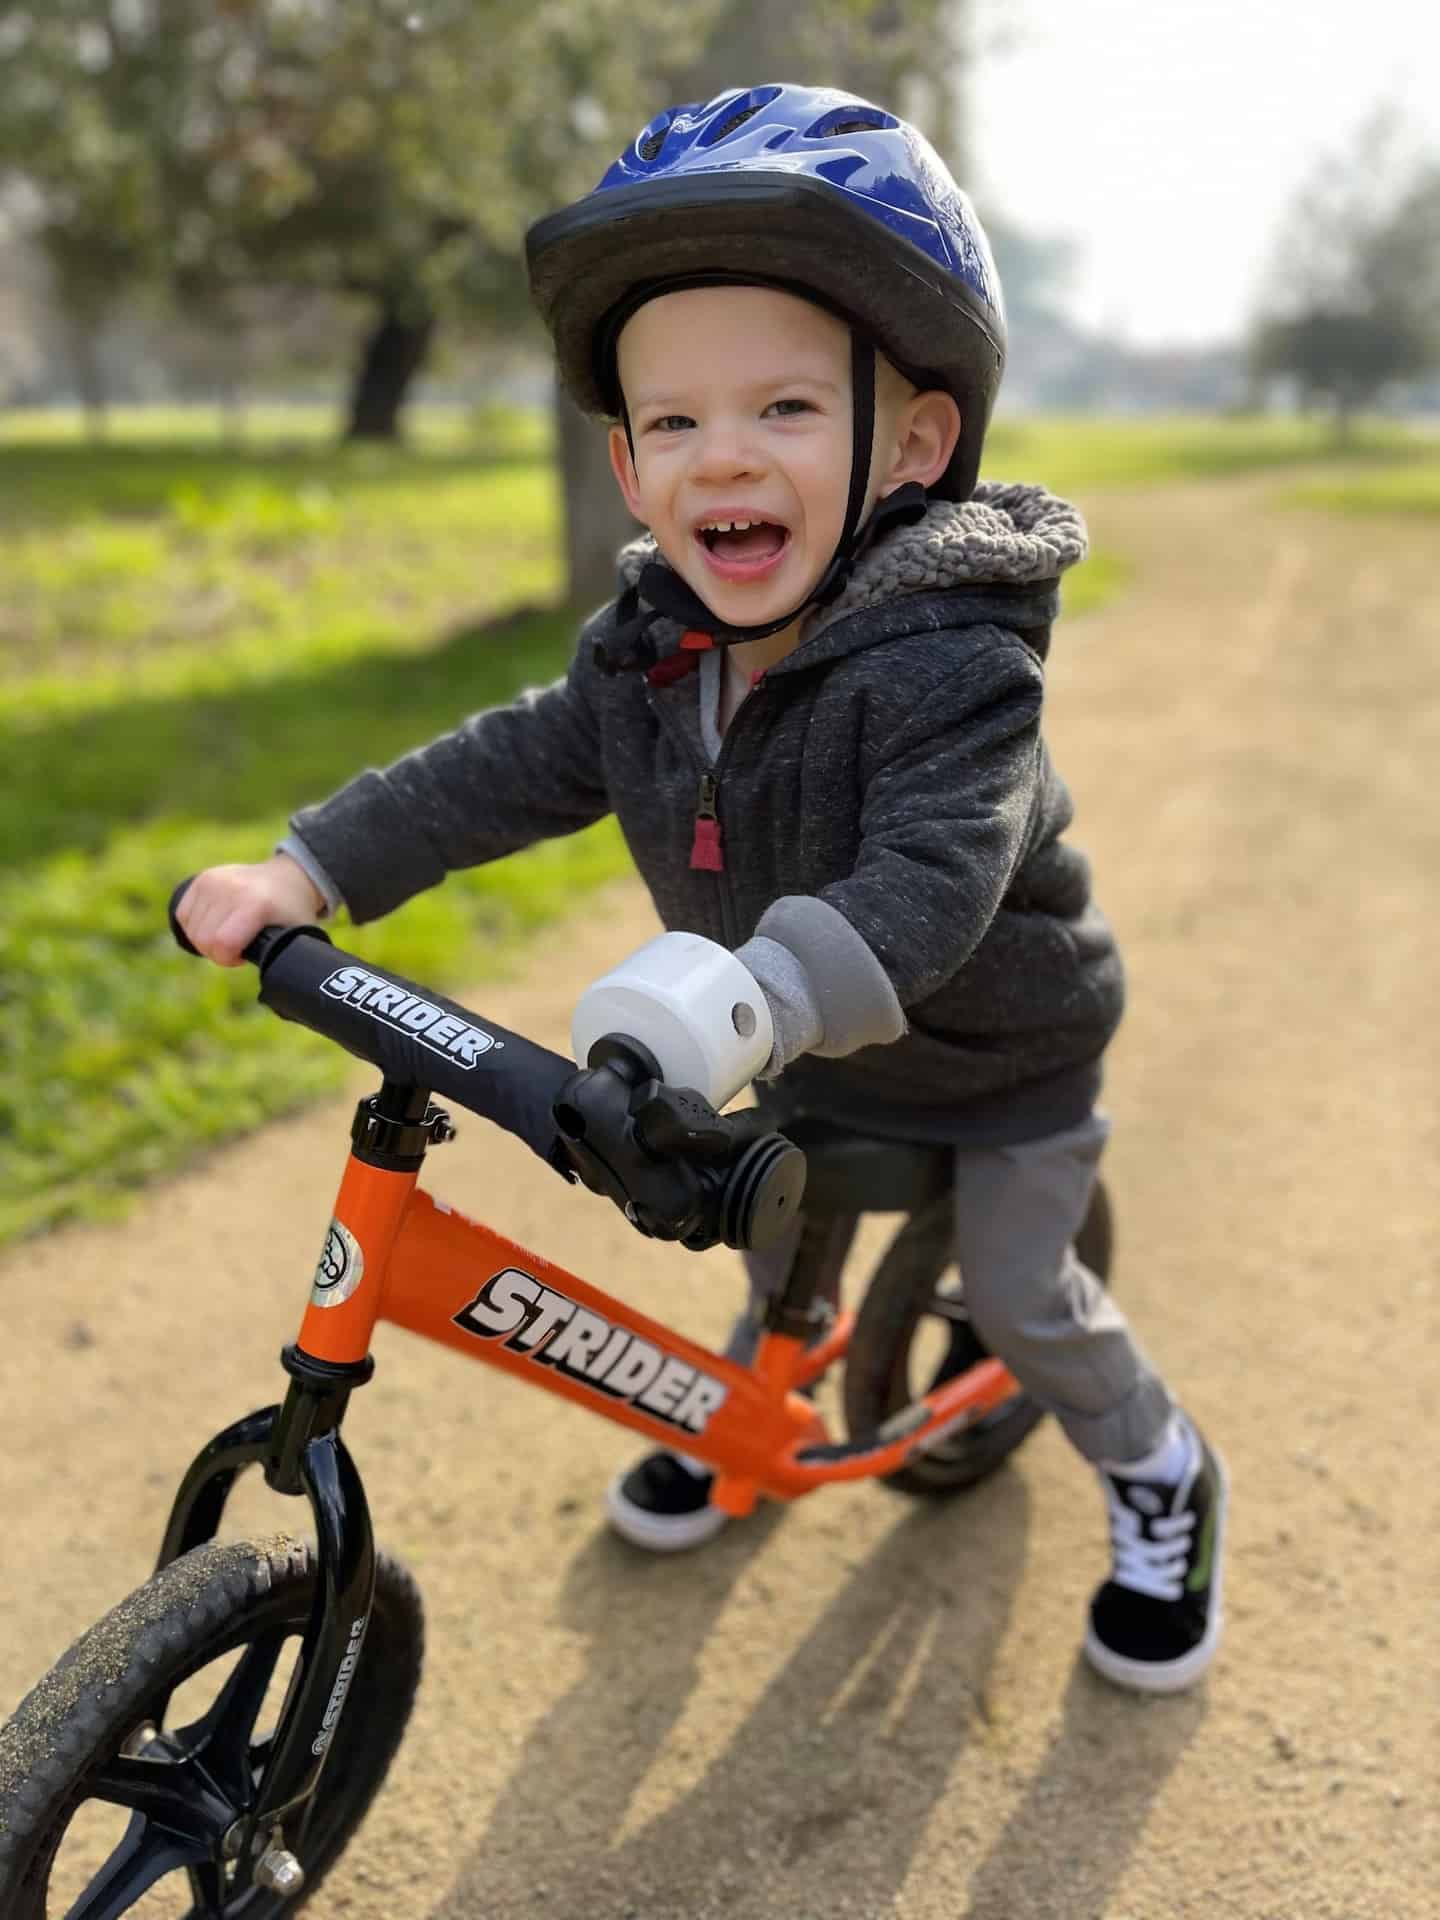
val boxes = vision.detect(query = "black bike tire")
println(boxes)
[843,1178,1114,1496]
[0,1535,423,1917]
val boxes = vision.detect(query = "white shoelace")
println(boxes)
[1103,1485,1196,1601]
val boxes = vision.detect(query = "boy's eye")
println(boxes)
[766,398,815,417]
[647,414,694,433]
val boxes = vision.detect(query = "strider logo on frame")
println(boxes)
[311,1615,368,1757]
[310,1218,365,1309]
[454,1267,730,1435]
[320,965,497,1067]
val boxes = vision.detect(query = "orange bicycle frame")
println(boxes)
[296,1146,1021,1517]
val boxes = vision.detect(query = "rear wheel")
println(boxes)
[843,1179,1114,1496]
[0,1536,423,1917]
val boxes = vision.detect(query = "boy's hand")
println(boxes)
[176,854,327,967]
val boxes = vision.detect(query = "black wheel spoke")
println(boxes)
[924,1291,970,1324]
[88,1753,233,1843]
[10,1546,421,1920]
[173,1629,289,1801]
[68,1809,203,1920]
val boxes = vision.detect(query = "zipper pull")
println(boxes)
[690,771,725,872]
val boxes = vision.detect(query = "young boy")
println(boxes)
[179,84,1226,1693]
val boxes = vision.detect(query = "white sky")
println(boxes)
[969,0,1440,345]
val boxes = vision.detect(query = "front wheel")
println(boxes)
[0,1536,423,1917]
[843,1179,1114,1496]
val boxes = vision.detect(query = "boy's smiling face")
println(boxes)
[609,285,955,646]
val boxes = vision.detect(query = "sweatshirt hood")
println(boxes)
[616,481,1088,668]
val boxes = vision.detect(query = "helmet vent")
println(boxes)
[707,103,761,144]
[636,115,673,163]
[697,85,782,148]
[805,107,898,140]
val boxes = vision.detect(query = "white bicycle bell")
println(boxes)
[571,931,774,1108]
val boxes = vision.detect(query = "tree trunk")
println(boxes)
[220,376,248,447]
[346,298,436,441]
[557,390,641,609]
[63,315,107,441]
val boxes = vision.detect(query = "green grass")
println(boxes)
[0,400,530,450]
[1,808,626,1242]
[1,410,632,1242]
[1062,546,1130,618]
[8,402,1426,1244]
[982,412,1433,496]
[1281,462,1440,517]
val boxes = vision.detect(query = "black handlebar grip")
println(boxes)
[168,877,201,955]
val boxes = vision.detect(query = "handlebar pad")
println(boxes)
[256,930,575,1169]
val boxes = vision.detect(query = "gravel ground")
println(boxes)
[2,477,1436,1918]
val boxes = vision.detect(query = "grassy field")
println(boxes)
[2,409,626,1241]
[3,405,1432,1243]
[1282,466,1440,515]
[983,410,1433,493]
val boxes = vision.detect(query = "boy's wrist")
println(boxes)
[274,835,342,920]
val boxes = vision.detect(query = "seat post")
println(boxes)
[760,1211,858,1341]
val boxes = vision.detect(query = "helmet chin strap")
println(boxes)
[598,322,928,675]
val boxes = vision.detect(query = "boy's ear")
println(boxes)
[608,425,646,520]
[886,390,962,493]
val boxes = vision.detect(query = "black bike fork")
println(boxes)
[156,1344,377,1864]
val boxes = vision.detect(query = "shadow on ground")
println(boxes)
[430,1475,1031,1920]
[428,1464,1206,1920]
[960,1661,1206,1919]
[4,603,575,865]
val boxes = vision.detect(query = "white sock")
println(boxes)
[1102,1413,1194,1484]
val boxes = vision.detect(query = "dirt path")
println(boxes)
[3,476,1437,1918]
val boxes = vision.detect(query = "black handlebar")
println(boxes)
[170,877,576,1168]
[167,879,805,1250]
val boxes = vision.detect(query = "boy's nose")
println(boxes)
[690,424,764,482]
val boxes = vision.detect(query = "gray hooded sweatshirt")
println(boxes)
[289,482,1125,1147]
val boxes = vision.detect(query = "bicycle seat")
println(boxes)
[777,1114,952,1216]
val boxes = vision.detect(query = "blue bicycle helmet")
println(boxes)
[526,83,1006,504]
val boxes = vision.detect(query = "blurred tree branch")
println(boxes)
[0,0,724,434]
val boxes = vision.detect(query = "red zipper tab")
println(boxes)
[690,772,725,872]
[646,651,700,689]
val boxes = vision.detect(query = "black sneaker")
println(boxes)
[1084,1419,1228,1693]
[605,1450,728,1552]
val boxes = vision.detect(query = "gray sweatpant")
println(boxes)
[732,1111,1175,1466]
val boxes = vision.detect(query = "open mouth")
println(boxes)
[693,516,791,576]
